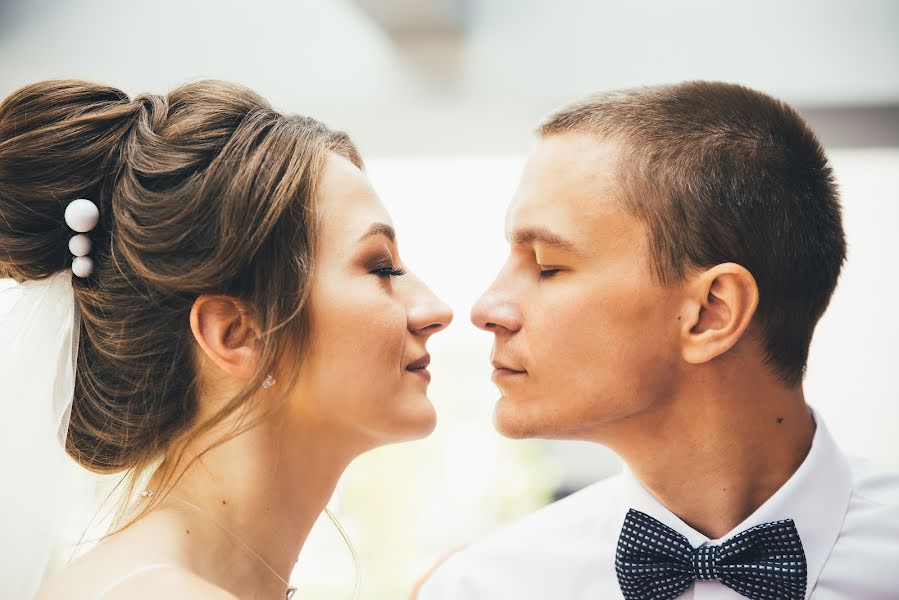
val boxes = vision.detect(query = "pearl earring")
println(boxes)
[261,374,275,389]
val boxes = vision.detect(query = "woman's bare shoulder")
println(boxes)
[99,566,239,600]
[37,562,238,600]
[34,526,236,600]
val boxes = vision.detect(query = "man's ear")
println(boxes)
[189,295,259,381]
[679,263,759,366]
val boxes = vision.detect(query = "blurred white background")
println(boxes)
[1,1,897,598]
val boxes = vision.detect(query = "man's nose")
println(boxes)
[470,284,522,334]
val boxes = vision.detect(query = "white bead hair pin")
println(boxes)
[64,198,99,278]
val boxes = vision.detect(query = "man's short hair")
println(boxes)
[539,81,846,387]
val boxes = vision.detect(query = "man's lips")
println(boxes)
[491,360,525,373]
[491,360,526,381]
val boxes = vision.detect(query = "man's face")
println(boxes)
[471,133,685,441]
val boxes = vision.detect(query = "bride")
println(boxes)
[0,79,452,599]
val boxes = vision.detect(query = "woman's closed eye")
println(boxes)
[370,260,407,278]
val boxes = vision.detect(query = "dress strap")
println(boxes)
[94,563,181,599]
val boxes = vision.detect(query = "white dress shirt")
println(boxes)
[418,414,899,599]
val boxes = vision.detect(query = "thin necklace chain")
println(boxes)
[136,490,297,599]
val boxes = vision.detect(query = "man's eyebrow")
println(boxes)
[509,226,582,255]
[358,222,396,243]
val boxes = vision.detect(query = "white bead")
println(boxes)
[64,198,100,233]
[68,234,92,257]
[71,256,94,278]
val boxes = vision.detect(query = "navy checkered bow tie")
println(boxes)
[615,509,807,600]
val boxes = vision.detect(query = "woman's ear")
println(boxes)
[189,295,259,381]
[679,263,759,366]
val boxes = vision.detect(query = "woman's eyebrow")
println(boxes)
[358,222,396,243]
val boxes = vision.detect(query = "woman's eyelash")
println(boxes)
[538,267,561,280]
[371,265,407,278]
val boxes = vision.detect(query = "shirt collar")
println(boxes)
[618,408,853,599]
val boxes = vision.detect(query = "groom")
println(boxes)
[417,82,899,599]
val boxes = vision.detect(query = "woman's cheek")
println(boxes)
[323,282,407,370]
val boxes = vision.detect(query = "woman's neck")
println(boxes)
[136,411,361,598]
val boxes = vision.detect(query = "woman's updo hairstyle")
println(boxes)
[0,80,362,497]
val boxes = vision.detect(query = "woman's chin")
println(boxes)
[411,401,438,438]
[381,396,438,443]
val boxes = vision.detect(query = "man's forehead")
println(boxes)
[505,134,624,241]
[526,133,621,185]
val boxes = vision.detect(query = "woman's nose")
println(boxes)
[407,277,453,336]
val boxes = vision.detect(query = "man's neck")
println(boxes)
[598,373,815,539]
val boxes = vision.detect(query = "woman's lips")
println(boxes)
[406,353,431,383]
[407,367,431,383]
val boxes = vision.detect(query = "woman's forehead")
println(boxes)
[317,154,393,246]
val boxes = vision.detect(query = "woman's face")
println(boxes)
[289,153,452,447]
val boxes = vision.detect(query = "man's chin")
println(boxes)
[493,394,612,441]
[493,395,550,439]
